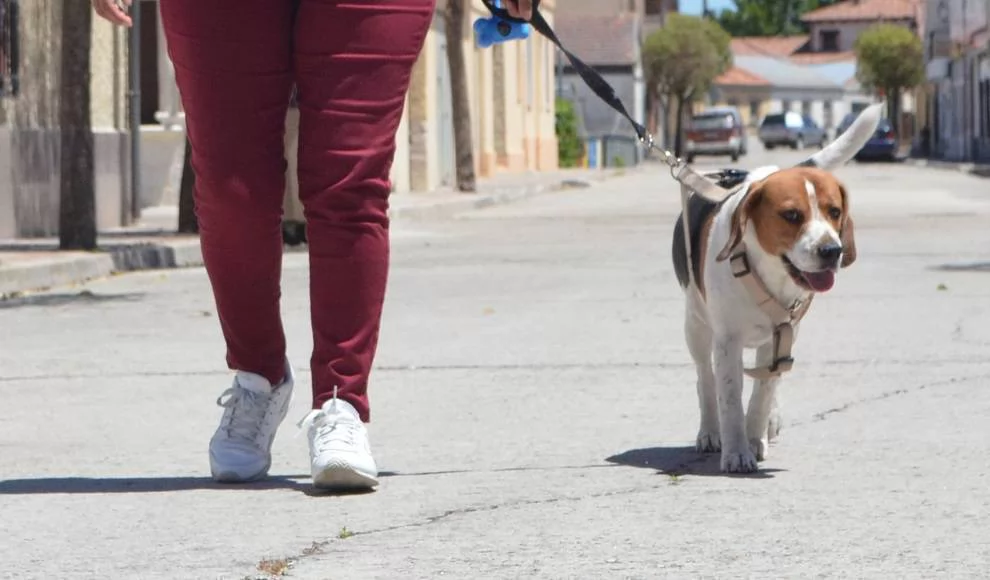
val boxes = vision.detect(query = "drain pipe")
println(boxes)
[128,0,142,221]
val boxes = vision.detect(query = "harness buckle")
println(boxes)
[729,252,750,278]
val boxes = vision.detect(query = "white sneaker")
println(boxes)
[209,363,294,482]
[298,388,379,490]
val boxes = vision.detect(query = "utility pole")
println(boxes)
[128,0,142,221]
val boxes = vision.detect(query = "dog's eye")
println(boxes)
[827,206,842,220]
[780,209,803,224]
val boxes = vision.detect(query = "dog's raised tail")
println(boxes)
[798,101,884,171]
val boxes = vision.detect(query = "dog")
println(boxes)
[671,103,883,473]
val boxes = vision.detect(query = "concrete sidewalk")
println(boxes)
[0,168,624,298]
[905,156,990,178]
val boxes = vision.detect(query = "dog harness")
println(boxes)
[679,174,813,381]
[480,1,807,379]
[726,247,814,380]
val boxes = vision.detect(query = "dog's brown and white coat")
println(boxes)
[671,103,882,473]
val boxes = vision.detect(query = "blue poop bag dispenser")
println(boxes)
[474,0,531,48]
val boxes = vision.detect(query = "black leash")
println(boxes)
[481,0,647,144]
[480,0,735,200]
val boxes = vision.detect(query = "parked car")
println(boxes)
[835,111,898,161]
[758,111,827,150]
[684,107,748,163]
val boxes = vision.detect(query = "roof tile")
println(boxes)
[800,0,921,23]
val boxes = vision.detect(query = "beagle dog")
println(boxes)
[671,103,883,473]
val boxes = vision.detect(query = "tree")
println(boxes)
[715,0,839,37]
[444,0,476,192]
[854,23,924,138]
[642,14,732,158]
[177,136,198,234]
[59,0,97,250]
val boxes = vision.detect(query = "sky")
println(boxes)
[679,0,737,15]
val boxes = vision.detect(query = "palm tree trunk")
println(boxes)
[59,0,97,250]
[444,0,476,192]
[674,94,686,158]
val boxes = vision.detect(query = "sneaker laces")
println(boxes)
[296,386,362,452]
[216,385,270,446]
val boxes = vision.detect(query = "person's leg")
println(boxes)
[292,0,433,490]
[160,0,296,482]
[294,0,434,421]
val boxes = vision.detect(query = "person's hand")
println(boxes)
[92,0,133,27]
[505,0,533,20]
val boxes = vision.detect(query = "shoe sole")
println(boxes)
[210,465,270,484]
[312,465,379,491]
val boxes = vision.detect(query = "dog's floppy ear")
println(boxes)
[716,181,763,262]
[838,183,857,268]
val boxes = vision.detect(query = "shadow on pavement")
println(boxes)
[605,445,782,479]
[0,474,315,495]
[0,290,145,309]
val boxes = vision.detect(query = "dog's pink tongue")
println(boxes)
[802,270,835,292]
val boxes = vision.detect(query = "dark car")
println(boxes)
[757,111,827,150]
[683,107,748,163]
[836,111,898,161]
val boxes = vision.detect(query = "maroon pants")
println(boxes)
[160,0,434,421]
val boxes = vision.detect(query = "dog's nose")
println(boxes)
[817,243,842,266]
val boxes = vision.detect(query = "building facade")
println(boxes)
[0,2,131,239]
[922,0,990,162]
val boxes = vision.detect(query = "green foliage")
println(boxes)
[555,97,585,168]
[643,14,732,156]
[643,13,732,101]
[715,0,840,37]
[854,24,925,96]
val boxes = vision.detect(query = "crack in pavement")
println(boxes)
[4,357,989,383]
[238,373,990,576]
[795,372,990,426]
[276,481,669,574]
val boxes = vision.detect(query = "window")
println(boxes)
[980,78,990,138]
[820,30,840,52]
[980,57,990,138]
[0,0,20,97]
[525,37,534,109]
[645,0,665,15]
[543,38,552,111]
[749,100,760,126]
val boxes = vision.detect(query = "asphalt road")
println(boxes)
[2,147,989,579]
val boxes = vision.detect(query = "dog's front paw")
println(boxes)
[696,430,721,453]
[749,437,768,461]
[721,448,759,473]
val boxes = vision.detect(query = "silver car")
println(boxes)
[758,111,827,150]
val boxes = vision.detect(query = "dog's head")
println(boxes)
[716,167,856,293]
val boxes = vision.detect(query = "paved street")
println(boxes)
[2,147,989,579]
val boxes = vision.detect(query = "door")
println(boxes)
[434,23,455,187]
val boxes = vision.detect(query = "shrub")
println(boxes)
[555,97,584,168]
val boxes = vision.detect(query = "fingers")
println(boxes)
[505,0,533,20]
[92,0,133,27]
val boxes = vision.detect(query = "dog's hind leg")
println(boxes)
[685,304,719,453]
[746,341,781,462]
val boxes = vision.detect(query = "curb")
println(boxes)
[906,158,990,178]
[0,170,624,297]
[0,238,202,298]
